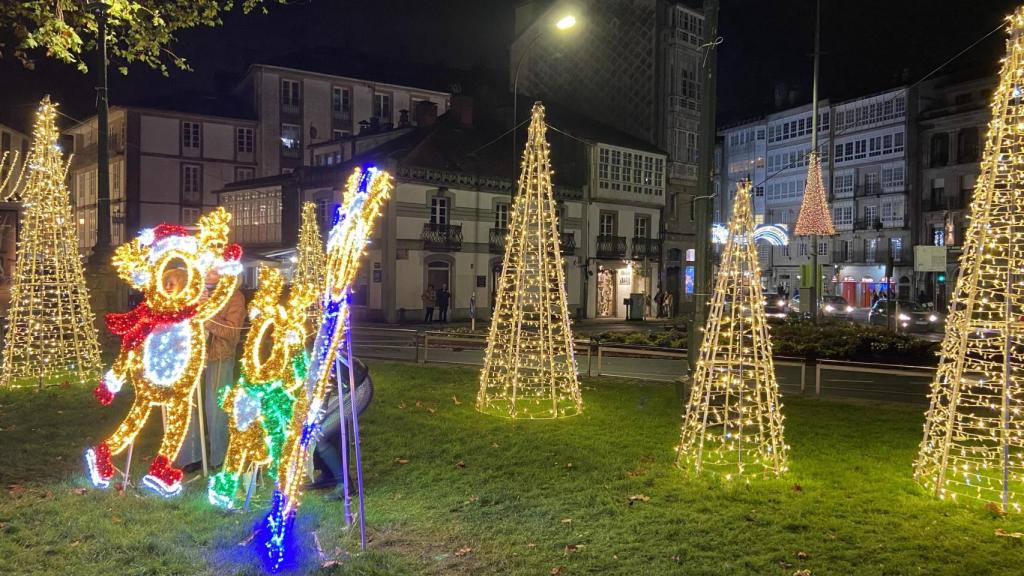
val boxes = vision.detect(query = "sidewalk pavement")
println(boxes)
[353,316,686,336]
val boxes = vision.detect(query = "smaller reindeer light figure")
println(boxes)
[208,267,316,509]
[84,208,243,497]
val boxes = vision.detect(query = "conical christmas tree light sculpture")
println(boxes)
[678,181,788,478]
[915,8,1024,512]
[477,102,582,419]
[1,98,102,387]
[293,201,327,326]
[792,152,835,237]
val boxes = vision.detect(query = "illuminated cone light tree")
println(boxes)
[477,102,582,418]
[678,181,788,478]
[915,7,1024,512]
[293,201,327,325]
[1,98,102,387]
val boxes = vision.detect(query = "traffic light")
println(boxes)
[937,273,947,283]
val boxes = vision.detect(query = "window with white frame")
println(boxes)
[430,196,449,225]
[799,242,808,256]
[111,160,123,201]
[833,172,855,197]
[599,212,616,236]
[281,123,301,153]
[182,122,200,149]
[281,79,300,107]
[495,203,509,229]
[374,93,393,121]
[182,207,201,225]
[634,214,651,239]
[833,204,854,227]
[818,240,828,255]
[864,204,879,225]
[332,86,351,113]
[880,164,905,192]
[236,127,253,153]
[182,164,201,204]
[316,198,329,228]
[234,167,255,182]
[881,197,904,226]
[332,129,350,140]
[222,189,282,245]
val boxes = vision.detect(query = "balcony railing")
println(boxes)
[596,235,627,259]
[832,250,850,263]
[923,196,968,211]
[560,232,577,255]
[489,228,507,254]
[490,228,576,255]
[854,217,883,231]
[422,223,463,251]
[857,184,904,197]
[840,248,913,265]
[630,237,661,260]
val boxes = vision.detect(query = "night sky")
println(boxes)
[0,0,1020,131]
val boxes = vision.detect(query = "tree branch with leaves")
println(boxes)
[0,0,286,74]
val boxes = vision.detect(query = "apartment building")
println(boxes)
[512,0,703,314]
[234,64,450,176]
[0,123,30,304]
[916,75,993,309]
[217,100,666,321]
[65,107,259,252]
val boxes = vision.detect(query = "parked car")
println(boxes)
[764,295,789,319]
[868,299,944,332]
[821,295,855,320]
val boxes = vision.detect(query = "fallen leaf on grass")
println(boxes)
[491,442,500,449]
[8,484,25,497]
[550,567,565,575]
[70,540,82,547]
[398,401,407,409]
[415,401,422,408]
[427,407,436,415]
[455,547,473,557]
[526,543,536,548]
[560,518,572,525]
[452,395,462,405]
[71,488,88,496]
[455,460,466,469]
[395,458,410,465]
[238,533,255,546]
[564,544,581,554]
[986,502,1008,517]
[111,516,122,524]
[995,528,1023,538]
[791,484,803,492]
[626,468,644,477]
[796,551,810,560]
[565,463,573,469]
[628,494,650,504]
[793,570,812,576]
[779,560,793,569]
[671,555,681,563]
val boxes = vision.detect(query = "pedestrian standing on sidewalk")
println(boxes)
[422,284,437,322]
[177,268,246,472]
[654,286,665,318]
[437,283,451,322]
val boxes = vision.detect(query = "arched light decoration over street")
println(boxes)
[556,14,577,30]
[712,223,789,246]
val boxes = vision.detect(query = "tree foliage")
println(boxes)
[0,1,285,74]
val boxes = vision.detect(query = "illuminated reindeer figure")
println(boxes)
[256,166,391,572]
[85,208,243,497]
[208,267,317,509]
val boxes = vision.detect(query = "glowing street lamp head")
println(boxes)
[555,14,577,30]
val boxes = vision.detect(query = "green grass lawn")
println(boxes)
[2,361,1024,575]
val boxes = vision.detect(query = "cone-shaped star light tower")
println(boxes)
[477,102,582,419]
[1,97,102,387]
[293,201,327,326]
[915,7,1024,512]
[792,152,835,238]
[677,181,788,478]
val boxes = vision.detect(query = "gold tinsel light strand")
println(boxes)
[914,7,1024,513]
[0,97,102,387]
[677,181,788,479]
[477,102,582,419]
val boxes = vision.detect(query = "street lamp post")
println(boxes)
[511,13,577,179]
[88,0,112,263]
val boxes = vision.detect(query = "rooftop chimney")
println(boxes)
[452,95,474,127]
[415,100,438,127]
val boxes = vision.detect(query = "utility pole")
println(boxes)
[90,0,112,263]
[808,0,822,323]
[688,0,719,374]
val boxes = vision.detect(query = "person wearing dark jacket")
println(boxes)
[437,283,451,322]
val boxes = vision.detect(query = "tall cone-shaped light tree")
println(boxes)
[293,201,327,325]
[1,97,102,387]
[792,152,835,238]
[677,181,788,478]
[477,102,582,419]
[915,8,1024,512]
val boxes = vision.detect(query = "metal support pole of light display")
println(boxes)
[344,297,367,549]
[1001,206,1015,511]
[332,354,352,527]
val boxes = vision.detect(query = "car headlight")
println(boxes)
[845,305,854,313]
[929,314,938,322]
[898,313,911,321]
[824,304,834,312]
